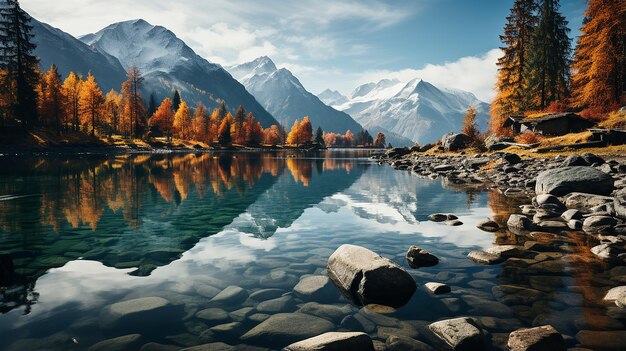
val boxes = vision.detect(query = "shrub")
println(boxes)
[515,131,543,144]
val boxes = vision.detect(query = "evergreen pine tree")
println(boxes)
[315,126,324,146]
[147,93,156,118]
[0,0,39,128]
[490,0,538,135]
[217,100,227,120]
[524,0,572,110]
[172,90,181,112]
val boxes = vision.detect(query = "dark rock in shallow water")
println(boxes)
[283,332,374,351]
[241,313,334,346]
[507,214,534,232]
[100,297,180,330]
[468,251,505,265]
[428,317,486,351]
[293,275,335,301]
[476,219,500,232]
[88,334,143,351]
[428,213,448,222]
[424,282,451,294]
[406,246,439,267]
[535,167,614,196]
[386,335,435,351]
[575,330,626,351]
[507,325,565,351]
[327,244,416,307]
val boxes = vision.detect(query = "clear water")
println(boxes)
[0,151,623,350]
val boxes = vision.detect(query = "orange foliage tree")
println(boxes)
[149,98,175,139]
[173,101,192,139]
[79,73,105,136]
[287,116,313,145]
[244,112,264,145]
[62,71,83,132]
[38,65,64,133]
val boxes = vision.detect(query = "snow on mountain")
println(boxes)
[30,18,127,93]
[317,89,348,107]
[227,57,362,134]
[80,20,278,127]
[338,78,490,144]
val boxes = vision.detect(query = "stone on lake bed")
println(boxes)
[406,246,439,267]
[293,275,335,301]
[486,245,523,258]
[282,332,374,351]
[241,313,334,346]
[100,297,178,330]
[507,214,533,231]
[210,285,248,305]
[507,325,565,351]
[327,245,416,307]
[575,330,626,351]
[428,317,485,351]
[195,308,229,324]
[424,282,451,294]
[468,251,505,265]
[535,166,614,196]
[385,335,435,351]
[256,295,296,313]
[476,219,499,232]
[603,286,626,301]
[88,334,143,351]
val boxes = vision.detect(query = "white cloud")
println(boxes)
[354,49,502,102]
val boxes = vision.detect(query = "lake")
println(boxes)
[0,151,623,350]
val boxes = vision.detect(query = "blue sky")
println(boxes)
[23,0,587,101]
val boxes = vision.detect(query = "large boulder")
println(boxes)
[615,196,626,220]
[283,332,375,351]
[428,317,485,351]
[442,133,472,152]
[535,167,614,196]
[327,245,416,307]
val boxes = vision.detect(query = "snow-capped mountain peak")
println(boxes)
[317,89,348,106]
[229,56,277,81]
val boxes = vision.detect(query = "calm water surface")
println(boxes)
[0,151,623,350]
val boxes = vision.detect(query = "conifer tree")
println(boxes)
[524,0,572,110]
[233,105,246,144]
[0,0,39,128]
[218,113,232,145]
[172,89,181,111]
[79,73,105,136]
[192,102,209,142]
[122,66,145,138]
[38,65,64,134]
[490,0,538,135]
[217,101,227,120]
[147,93,157,119]
[315,126,324,146]
[62,72,83,132]
[571,0,625,114]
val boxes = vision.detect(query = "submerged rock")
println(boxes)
[406,246,439,267]
[210,285,248,305]
[507,325,565,351]
[293,275,335,301]
[283,332,374,351]
[535,167,614,196]
[424,282,451,294]
[327,245,416,307]
[428,317,485,351]
[241,313,334,346]
[476,219,500,232]
[88,334,143,351]
[100,297,178,330]
[468,251,505,265]
[385,335,435,351]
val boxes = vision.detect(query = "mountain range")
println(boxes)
[28,9,489,145]
[327,78,491,144]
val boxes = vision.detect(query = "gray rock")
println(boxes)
[583,216,617,233]
[476,219,499,232]
[561,209,582,221]
[424,282,451,294]
[327,244,416,307]
[283,332,374,351]
[100,297,178,330]
[486,245,523,258]
[428,317,485,351]
[603,286,626,301]
[385,335,435,351]
[428,214,448,222]
[249,288,284,301]
[241,313,334,346]
[293,275,335,301]
[615,196,626,220]
[535,194,563,208]
[210,286,248,305]
[468,251,505,265]
[565,192,614,209]
[139,343,181,351]
[568,219,583,230]
[256,296,296,313]
[535,167,614,196]
[502,153,522,165]
[591,244,625,261]
[507,214,533,231]
[88,334,143,351]
[507,325,565,351]
[196,308,229,324]
[442,133,472,152]
[406,246,439,267]
[561,154,589,167]
[575,330,626,351]
[298,302,348,322]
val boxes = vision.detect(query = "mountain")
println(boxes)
[317,89,348,107]
[80,19,278,127]
[30,18,127,93]
[335,78,490,144]
[227,56,361,134]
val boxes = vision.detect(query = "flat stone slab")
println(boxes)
[241,313,334,346]
[283,332,375,351]
[507,325,565,351]
[100,297,175,329]
[88,334,143,351]
[428,317,485,351]
[293,275,335,301]
[210,285,248,304]
[468,251,505,265]
[535,167,614,196]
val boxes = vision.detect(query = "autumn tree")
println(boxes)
[192,102,210,143]
[218,113,232,145]
[344,129,355,146]
[571,0,625,115]
[524,0,572,110]
[148,97,174,139]
[62,72,83,132]
[104,89,122,136]
[374,132,386,148]
[79,73,105,136]
[462,106,480,143]
[287,119,301,145]
[233,105,246,144]
[122,66,145,138]
[263,125,282,145]
[37,65,64,134]
[243,112,263,145]
[287,118,313,146]
[490,0,538,135]
[0,0,39,128]
[173,101,192,139]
